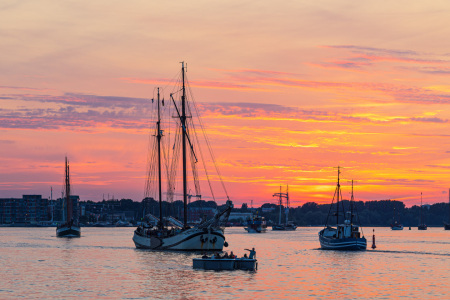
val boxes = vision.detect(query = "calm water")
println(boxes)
[1,227,449,299]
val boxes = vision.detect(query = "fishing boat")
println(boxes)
[56,157,81,237]
[390,207,403,230]
[132,63,233,250]
[444,188,450,230]
[244,214,267,233]
[318,168,367,250]
[418,192,427,230]
[272,185,297,231]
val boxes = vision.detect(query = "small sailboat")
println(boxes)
[318,168,366,250]
[272,185,297,231]
[444,188,450,230]
[390,207,403,230]
[56,157,81,237]
[132,63,233,250]
[418,192,427,230]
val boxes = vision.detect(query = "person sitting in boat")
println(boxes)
[214,252,221,259]
[229,251,235,258]
[245,248,256,259]
[223,252,229,258]
[243,253,248,258]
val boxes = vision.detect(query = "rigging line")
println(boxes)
[186,79,230,200]
[184,84,217,202]
[170,93,198,162]
[324,183,338,226]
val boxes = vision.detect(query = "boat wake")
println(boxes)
[368,249,450,257]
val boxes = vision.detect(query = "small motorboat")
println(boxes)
[193,249,257,271]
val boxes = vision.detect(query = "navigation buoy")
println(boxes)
[371,229,376,249]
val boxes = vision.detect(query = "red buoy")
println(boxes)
[371,229,376,249]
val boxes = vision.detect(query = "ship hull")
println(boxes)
[272,224,297,231]
[391,224,404,230]
[132,228,225,251]
[56,225,81,237]
[319,230,367,250]
[418,224,427,230]
[244,226,266,233]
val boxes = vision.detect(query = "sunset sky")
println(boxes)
[1,1,450,207]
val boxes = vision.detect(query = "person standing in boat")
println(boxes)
[245,248,256,259]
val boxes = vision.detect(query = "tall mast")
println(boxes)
[181,62,188,228]
[279,186,282,225]
[65,157,72,222]
[285,185,289,225]
[420,192,423,224]
[156,88,163,230]
[336,166,341,225]
[350,179,354,224]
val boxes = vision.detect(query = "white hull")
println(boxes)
[133,227,225,251]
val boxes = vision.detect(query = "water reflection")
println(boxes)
[0,227,449,299]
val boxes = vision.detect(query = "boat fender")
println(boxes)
[200,235,208,243]
[224,241,228,247]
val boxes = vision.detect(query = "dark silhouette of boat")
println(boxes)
[56,157,80,237]
[318,168,366,250]
[418,192,427,230]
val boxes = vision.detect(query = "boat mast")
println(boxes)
[279,186,282,225]
[181,62,188,228]
[65,157,72,222]
[350,180,354,224]
[336,166,341,225]
[420,192,423,225]
[286,185,289,225]
[156,88,163,230]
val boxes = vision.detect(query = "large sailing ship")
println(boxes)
[272,186,296,231]
[56,157,80,237]
[318,168,366,250]
[132,63,233,250]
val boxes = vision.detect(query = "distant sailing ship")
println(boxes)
[318,168,366,250]
[418,192,427,230]
[390,207,403,230]
[56,157,80,237]
[132,63,233,250]
[272,185,297,231]
[444,188,450,230]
